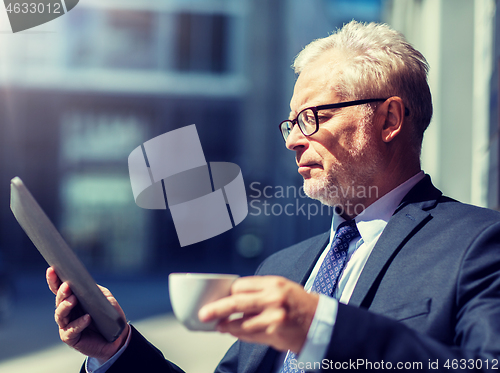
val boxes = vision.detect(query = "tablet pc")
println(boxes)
[10,177,125,343]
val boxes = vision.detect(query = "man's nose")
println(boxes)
[285,124,308,151]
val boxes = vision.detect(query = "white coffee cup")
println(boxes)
[168,272,239,331]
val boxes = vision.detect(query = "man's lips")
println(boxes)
[298,162,321,168]
[298,163,322,173]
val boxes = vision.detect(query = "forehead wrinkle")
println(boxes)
[290,54,346,115]
[291,77,336,116]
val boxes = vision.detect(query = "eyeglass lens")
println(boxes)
[298,109,316,135]
[280,121,292,141]
[280,108,317,141]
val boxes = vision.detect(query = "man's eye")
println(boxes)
[304,115,315,123]
[317,114,332,123]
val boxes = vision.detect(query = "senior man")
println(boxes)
[48,21,500,372]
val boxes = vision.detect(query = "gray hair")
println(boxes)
[293,21,433,152]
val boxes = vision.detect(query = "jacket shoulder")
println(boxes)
[433,196,500,226]
[255,232,329,277]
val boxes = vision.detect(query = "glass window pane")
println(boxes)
[174,12,229,73]
[211,14,227,73]
[103,10,157,69]
[60,173,150,271]
[60,111,147,164]
[67,9,157,69]
[176,12,193,71]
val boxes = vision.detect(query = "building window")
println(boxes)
[68,9,157,70]
[175,12,228,73]
[103,10,157,69]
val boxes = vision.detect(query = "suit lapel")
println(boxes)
[241,345,280,373]
[348,176,441,308]
[292,232,329,285]
[348,204,430,307]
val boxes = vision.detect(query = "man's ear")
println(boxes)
[379,97,406,143]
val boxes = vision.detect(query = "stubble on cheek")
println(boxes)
[302,130,380,207]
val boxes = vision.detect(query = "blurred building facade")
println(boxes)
[0,0,251,275]
[13,0,496,279]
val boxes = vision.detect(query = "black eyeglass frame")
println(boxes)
[279,98,409,141]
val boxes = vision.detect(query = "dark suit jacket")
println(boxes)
[101,176,500,372]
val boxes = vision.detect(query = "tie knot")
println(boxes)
[335,219,359,243]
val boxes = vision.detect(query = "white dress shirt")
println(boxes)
[88,172,425,373]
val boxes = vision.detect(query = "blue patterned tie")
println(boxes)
[280,220,360,373]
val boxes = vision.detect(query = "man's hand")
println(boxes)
[46,267,130,363]
[198,276,319,354]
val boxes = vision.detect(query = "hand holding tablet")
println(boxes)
[10,177,126,343]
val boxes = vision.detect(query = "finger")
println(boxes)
[199,292,267,322]
[215,317,275,348]
[216,316,245,334]
[200,276,305,323]
[200,277,294,322]
[55,282,73,308]
[60,314,91,348]
[55,293,78,328]
[230,276,283,294]
[46,267,62,295]
[97,285,113,300]
[96,285,127,320]
[218,308,286,336]
[217,310,305,353]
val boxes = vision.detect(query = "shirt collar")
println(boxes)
[329,171,425,246]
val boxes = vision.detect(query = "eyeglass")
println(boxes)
[279,98,409,142]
